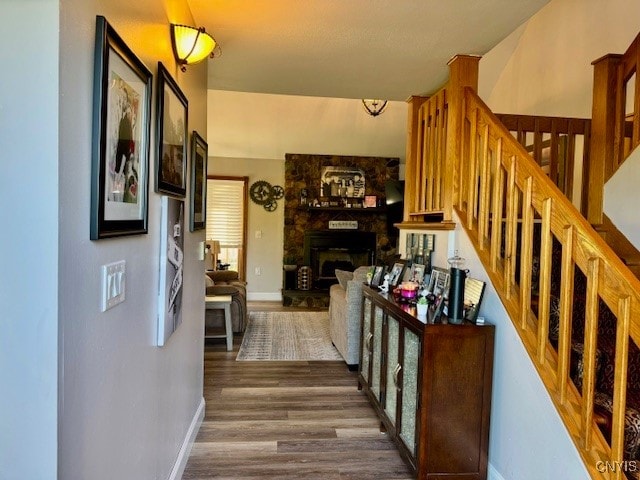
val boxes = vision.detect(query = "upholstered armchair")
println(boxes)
[205,270,247,333]
[328,266,371,368]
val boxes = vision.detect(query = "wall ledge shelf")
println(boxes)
[303,206,386,213]
[396,221,456,231]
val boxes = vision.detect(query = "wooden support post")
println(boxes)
[588,54,622,225]
[403,95,428,222]
[444,55,480,222]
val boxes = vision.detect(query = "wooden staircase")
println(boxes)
[593,216,640,279]
[398,43,640,479]
[492,112,640,280]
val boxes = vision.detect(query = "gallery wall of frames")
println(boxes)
[89,15,207,346]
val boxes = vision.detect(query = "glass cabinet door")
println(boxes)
[384,314,400,426]
[399,327,420,456]
[360,298,372,383]
[371,304,384,401]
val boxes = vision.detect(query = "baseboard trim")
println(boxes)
[488,464,506,480]
[247,292,282,301]
[168,397,205,480]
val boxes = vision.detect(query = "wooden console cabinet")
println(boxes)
[359,286,495,480]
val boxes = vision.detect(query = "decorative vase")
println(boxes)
[416,303,428,318]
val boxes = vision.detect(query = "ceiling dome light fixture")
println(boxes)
[171,24,220,72]
[362,99,388,117]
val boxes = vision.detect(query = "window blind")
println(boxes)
[206,179,244,246]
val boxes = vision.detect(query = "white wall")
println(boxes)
[0,1,59,478]
[55,1,207,479]
[207,90,407,161]
[480,0,640,118]
[605,146,640,247]
[476,0,640,477]
[208,156,285,300]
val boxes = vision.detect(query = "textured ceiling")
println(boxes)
[188,0,550,101]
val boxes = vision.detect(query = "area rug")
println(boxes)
[236,311,343,361]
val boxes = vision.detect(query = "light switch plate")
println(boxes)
[101,260,126,312]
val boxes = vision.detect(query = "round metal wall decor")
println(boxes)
[249,180,273,205]
[249,180,284,212]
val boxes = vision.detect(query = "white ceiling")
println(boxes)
[188,0,550,101]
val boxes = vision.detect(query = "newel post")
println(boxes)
[403,95,429,222]
[444,55,480,222]
[588,54,622,225]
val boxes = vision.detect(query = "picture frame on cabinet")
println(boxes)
[409,263,426,284]
[189,131,207,231]
[90,15,152,240]
[370,266,385,288]
[428,266,450,296]
[464,277,486,323]
[388,261,406,287]
[156,62,188,197]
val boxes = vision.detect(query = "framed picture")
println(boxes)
[190,131,207,231]
[90,15,152,240]
[320,166,365,198]
[370,266,385,288]
[158,196,185,346]
[406,233,435,266]
[363,195,377,208]
[409,263,426,284]
[388,261,406,287]
[464,277,486,322]
[428,266,450,296]
[156,62,188,197]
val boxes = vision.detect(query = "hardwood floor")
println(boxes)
[182,302,413,480]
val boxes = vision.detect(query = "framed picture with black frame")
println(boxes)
[409,263,426,284]
[90,15,152,240]
[388,261,406,287]
[189,131,207,231]
[156,62,188,197]
[464,277,486,323]
[370,266,385,288]
[428,266,450,296]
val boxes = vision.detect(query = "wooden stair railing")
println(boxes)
[401,88,451,229]
[400,48,640,480]
[457,86,640,480]
[399,55,480,231]
[494,112,640,281]
[494,113,591,214]
[588,30,640,226]
[594,215,640,279]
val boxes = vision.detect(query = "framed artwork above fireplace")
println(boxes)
[320,166,365,198]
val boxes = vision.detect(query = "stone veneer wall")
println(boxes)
[284,153,400,268]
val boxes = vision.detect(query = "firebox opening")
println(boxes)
[312,248,372,280]
[303,230,377,290]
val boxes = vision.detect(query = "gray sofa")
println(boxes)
[328,266,371,368]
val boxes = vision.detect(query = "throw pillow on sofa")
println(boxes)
[353,265,372,284]
[335,269,354,289]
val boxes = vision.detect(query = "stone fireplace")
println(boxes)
[282,153,399,306]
